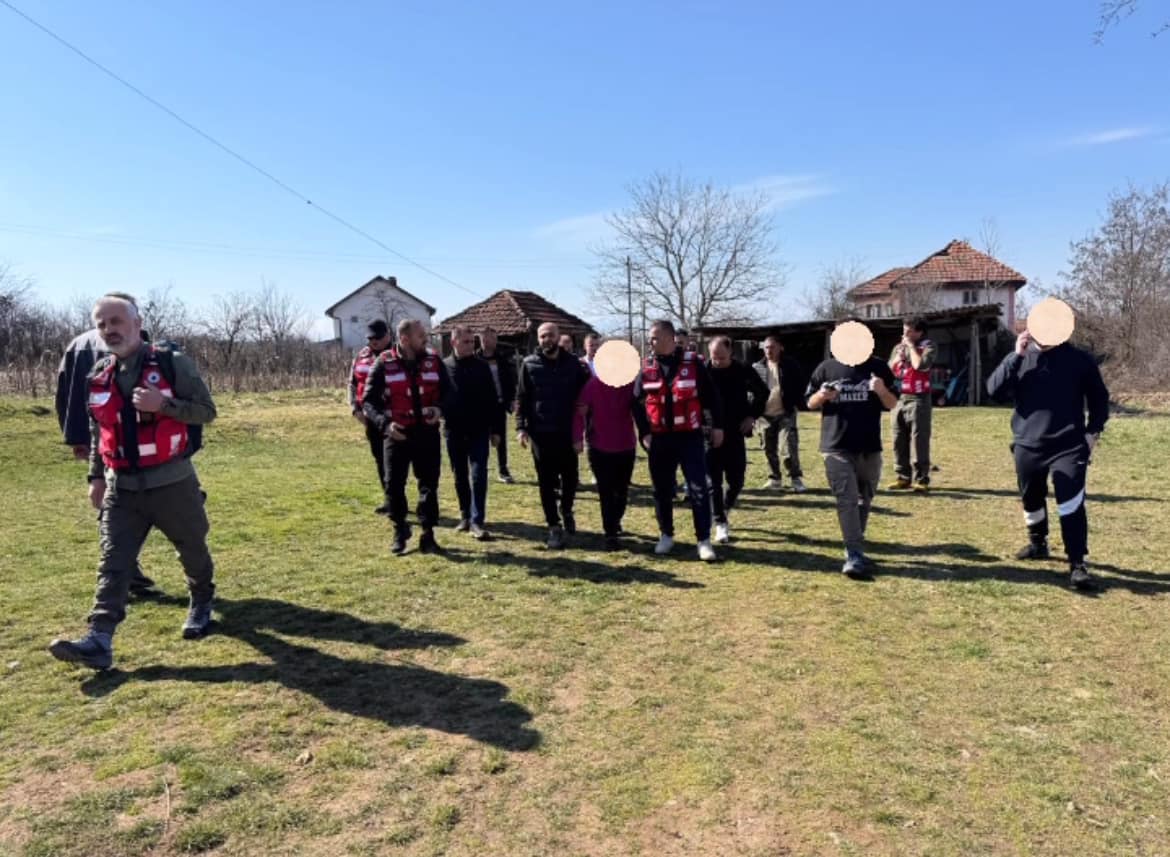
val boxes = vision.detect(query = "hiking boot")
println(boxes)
[470,523,490,541]
[714,522,730,545]
[1015,540,1050,561]
[697,540,717,562]
[790,477,807,494]
[562,511,577,535]
[48,630,113,670]
[182,599,214,639]
[498,471,515,484]
[454,518,471,533]
[1069,562,1097,591]
[654,534,674,555]
[374,503,390,515]
[391,526,411,555]
[546,525,566,550]
[842,551,871,580]
[129,570,157,596]
[763,477,783,490]
[887,479,912,491]
[418,530,443,554]
[913,481,930,493]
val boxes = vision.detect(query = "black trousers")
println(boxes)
[530,432,578,528]
[364,419,386,490]
[648,431,711,541]
[496,411,511,475]
[383,426,441,531]
[707,431,746,524]
[589,448,635,536]
[1014,443,1089,564]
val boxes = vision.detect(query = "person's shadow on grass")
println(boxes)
[80,597,540,751]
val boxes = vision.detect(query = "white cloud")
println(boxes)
[1066,127,1155,146]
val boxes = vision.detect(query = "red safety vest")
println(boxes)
[641,351,703,434]
[380,347,443,426]
[88,347,188,471]
[894,340,933,395]
[351,345,380,403]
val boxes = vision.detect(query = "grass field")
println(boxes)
[1,391,1168,857]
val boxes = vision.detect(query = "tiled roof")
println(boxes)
[433,290,596,337]
[848,240,1027,298]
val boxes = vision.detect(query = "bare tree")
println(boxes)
[140,283,192,343]
[60,292,98,335]
[801,259,865,320]
[362,282,410,330]
[1057,181,1170,387]
[251,278,310,345]
[1094,0,1169,41]
[589,172,785,330]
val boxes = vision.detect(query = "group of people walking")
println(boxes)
[47,293,1111,671]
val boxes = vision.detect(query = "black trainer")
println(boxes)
[562,511,577,535]
[546,525,566,550]
[182,600,214,639]
[391,527,411,555]
[374,503,390,515]
[1069,563,1097,591]
[48,631,113,670]
[418,530,443,554]
[498,471,515,484]
[454,518,471,533]
[1015,541,1050,560]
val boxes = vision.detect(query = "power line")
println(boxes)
[0,0,483,299]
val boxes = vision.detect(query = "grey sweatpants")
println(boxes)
[89,475,214,634]
[822,451,882,555]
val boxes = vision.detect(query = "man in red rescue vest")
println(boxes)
[634,319,724,562]
[49,294,218,670]
[887,316,936,492]
[361,318,452,556]
[348,318,394,513]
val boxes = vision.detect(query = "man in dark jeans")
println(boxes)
[634,319,724,562]
[986,325,1110,590]
[477,326,517,484]
[348,319,394,512]
[443,325,501,540]
[753,335,806,492]
[706,335,769,544]
[516,322,591,549]
[362,319,452,556]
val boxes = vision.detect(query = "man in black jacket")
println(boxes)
[444,325,501,540]
[477,326,518,484]
[516,321,591,549]
[706,336,769,545]
[362,319,452,556]
[986,328,1110,590]
[753,336,807,492]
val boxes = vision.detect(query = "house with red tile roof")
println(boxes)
[848,240,1027,330]
[434,290,596,354]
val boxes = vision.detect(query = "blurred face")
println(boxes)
[538,323,559,352]
[452,328,475,358]
[92,298,142,358]
[558,333,574,352]
[708,339,730,366]
[903,324,923,344]
[649,324,675,356]
[763,339,781,362]
[480,329,498,352]
[585,336,601,359]
[368,332,392,350]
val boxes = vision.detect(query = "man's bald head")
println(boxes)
[538,322,560,353]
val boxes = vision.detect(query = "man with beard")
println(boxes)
[443,325,501,540]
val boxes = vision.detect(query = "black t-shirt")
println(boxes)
[805,357,897,454]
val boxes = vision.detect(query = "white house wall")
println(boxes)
[330,291,433,349]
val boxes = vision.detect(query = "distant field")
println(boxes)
[1,391,1168,856]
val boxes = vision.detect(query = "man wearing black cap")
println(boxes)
[349,319,394,513]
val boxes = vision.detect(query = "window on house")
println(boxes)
[885,303,894,317]
[350,315,359,323]
[864,304,875,318]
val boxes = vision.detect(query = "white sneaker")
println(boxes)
[654,534,674,555]
[791,477,806,493]
[697,540,718,562]
[714,522,730,544]
[763,477,783,490]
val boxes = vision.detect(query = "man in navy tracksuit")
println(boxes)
[986,328,1109,590]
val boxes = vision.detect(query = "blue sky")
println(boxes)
[1,0,1167,339]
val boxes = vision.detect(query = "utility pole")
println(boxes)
[626,256,633,344]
